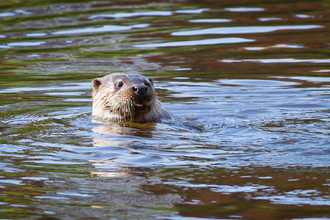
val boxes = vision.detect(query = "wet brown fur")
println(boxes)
[92,73,174,123]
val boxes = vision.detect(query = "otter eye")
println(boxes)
[117,81,123,88]
[144,81,150,87]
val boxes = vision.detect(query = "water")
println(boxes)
[1,0,330,219]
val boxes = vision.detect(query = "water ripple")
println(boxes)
[225,7,265,12]
[172,25,322,36]
[221,58,330,63]
[52,24,149,35]
[134,37,254,48]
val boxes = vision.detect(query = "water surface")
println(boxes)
[1,0,330,219]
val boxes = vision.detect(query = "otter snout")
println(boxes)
[132,85,148,95]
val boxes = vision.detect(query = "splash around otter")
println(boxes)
[92,73,175,123]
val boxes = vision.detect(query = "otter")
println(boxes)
[92,73,174,123]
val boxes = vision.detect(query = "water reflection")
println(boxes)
[221,58,330,63]
[189,19,232,23]
[175,8,209,14]
[224,7,265,12]
[89,11,173,19]
[134,37,254,48]
[259,17,282,21]
[0,82,91,93]
[244,44,304,51]
[0,12,16,17]
[26,33,47,37]
[52,24,149,35]
[172,25,322,36]
[272,76,330,82]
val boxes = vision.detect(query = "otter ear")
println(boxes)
[92,78,102,91]
[148,77,154,86]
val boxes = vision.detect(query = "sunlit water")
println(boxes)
[1,0,330,219]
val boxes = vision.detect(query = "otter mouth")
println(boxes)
[135,103,144,107]
[133,96,151,109]
[134,103,150,110]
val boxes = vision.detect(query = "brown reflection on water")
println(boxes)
[142,167,330,219]
[144,36,330,77]
[92,118,157,137]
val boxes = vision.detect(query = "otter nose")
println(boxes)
[132,85,148,95]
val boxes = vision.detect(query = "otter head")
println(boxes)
[92,73,158,122]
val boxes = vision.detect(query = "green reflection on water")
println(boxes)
[0,0,102,10]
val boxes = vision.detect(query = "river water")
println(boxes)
[1,0,330,219]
